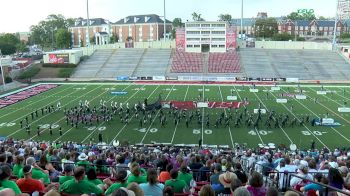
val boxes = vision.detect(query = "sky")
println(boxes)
[0,0,338,33]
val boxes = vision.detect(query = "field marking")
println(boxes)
[140,85,175,144]
[6,85,91,137]
[252,88,294,145]
[218,86,234,148]
[26,85,108,140]
[108,85,161,145]
[53,84,134,143]
[307,87,350,124]
[0,85,75,120]
[266,87,330,150]
[80,84,142,143]
[184,85,190,101]
[201,85,205,145]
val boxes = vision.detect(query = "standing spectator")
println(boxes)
[0,165,22,195]
[140,168,164,196]
[246,172,267,196]
[210,164,222,185]
[165,169,188,193]
[199,160,211,182]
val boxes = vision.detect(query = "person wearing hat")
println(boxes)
[59,164,74,185]
[18,157,50,184]
[218,171,237,194]
[16,165,46,193]
[104,170,129,195]
[165,169,188,193]
[59,166,102,195]
[77,153,94,171]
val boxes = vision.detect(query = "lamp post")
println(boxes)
[86,0,91,47]
[333,0,339,51]
[163,0,166,42]
[0,51,6,91]
[241,0,244,39]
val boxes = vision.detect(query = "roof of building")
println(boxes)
[114,14,171,24]
[72,18,109,27]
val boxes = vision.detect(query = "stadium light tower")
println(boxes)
[240,0,244,39]
[86,0,91,47]
[333,0,339,51]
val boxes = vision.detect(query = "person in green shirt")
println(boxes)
[18,157,50,184]
[177,165,193,186]
[127,165,147,184]
[0,165,22,195]
[104,170,128,195]
[87,168,103,185]
[59,166,102,195]
[77,153,95,171]
[59,164,75,185]
[165,169,188,193]
[12,155,24,177]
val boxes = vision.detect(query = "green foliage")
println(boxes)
[0,43,17,55]
[43,63,77,68]
[287,11,316,21]
[272,33,293,41]
[0,33,21,54]
[16,41,29,53]
[218,14,232,23]
[192,12,205,21]
[55,28,71,49]
[254,18,278,38]
[5,77,12,84]
[110,35,119,44]
[340,33,350,40]
[18,67,40,80]
[297,37,306,41]
[58,68,74,78]
[171,18,184,39]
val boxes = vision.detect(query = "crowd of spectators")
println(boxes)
[0,139,350,196]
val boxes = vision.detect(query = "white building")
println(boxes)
[183,21,235,53]
[338,0,350,20]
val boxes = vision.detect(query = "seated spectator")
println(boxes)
[87,168,103,185]
[104,170,129,195]
[39,154,59,181]
[158,164,172,183]
[177,165,193,186]
[218,171,237,194]
[12,156,24,177]
[165,169,188,193]
[246,171,267,196]
[0,165,22,195]
[112,187,135,196]
[210,164,222,185]
[300,173,327,193]
[266,187,279,196]
[0,188,16,196]
[140,168,164,196]
[127,164,147,184]
[77,153,94,171]
[59,164,74,185]
[95,159,110,174]
[290,164,313,190]
[230,178,242,193]
[18,157,50,184]
[234,186,251,196]
[199,184,215,196]
[127,182,144,196]
[199,160,211,182]
[233,163,248,185]
[16,165,45,193]
[59,166,102,195]
[162,185,174,196]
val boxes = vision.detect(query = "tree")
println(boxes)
[218,14,232,23]
[254,18,278,38]
[287,11,316,21]
[0,43,16,55]
[55,28,71,49]
[340,33,350,40]
[318,16,327,20]
[0,33,21,54]
[272,33,293,41]
[192,12,204,21]
[171,18,184,39]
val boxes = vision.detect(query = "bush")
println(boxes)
[43,63,77,68]
[18,67,40,80]
[58,68,74,78]
[272,33,293,41]
[5,77,12,83]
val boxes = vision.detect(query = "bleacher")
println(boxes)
[132,49,171,76]
[208,51,241,73]
[171,50,203,73]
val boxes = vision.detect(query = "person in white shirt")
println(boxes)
[290,165,313,188]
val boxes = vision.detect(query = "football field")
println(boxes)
[0,82,350,150]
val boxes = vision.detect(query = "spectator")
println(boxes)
[246,171,267,196]
[328,168,344,190]
[165,169,188,193]
[290,164,313,189]
[59,164,74,185]
[87,168,103,185]
[158,164,172,183]
[127,182,144,196]
[199,160,211,182]
[162,186,174,196]
[12,156,24,177]
[39,155,59,181]
[233,163,248,185]
[234,186,251,196]
[16,165,45,193]
[0,188,16,196]
[112,187,135,196]
[18,157,50,184]
[127,164,147,184]
[199,184,215,196]
[210,164,222,185]
[0,165,22,195]
[104,170,129,195]
[218,171,237,194]
[266,187,279,196]
[177,165,193,186]
[59,166,102,195]
[300,173,327,193]
[230,178,242,193]
[76,153,93,170]
[140,168,164,196]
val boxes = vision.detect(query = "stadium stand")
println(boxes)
[171,50,204,73]
[132,49,172,77]
[208,51,241,73]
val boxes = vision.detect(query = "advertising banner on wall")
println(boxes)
[48,54,69,64]
[176,28,186,50]
[226,26,237,50]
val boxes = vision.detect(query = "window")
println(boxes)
[212,24,225,27]
[187,45,193,48]
[212,31,225,34]
[201,31,210,34]
[201,24,210,27]
[187,24,200,27]
[212,38,225,41]
[219,45,225,48]
[194,45,200,48]
[201,38,210,41]
[187,31,200,34]
[211,45,218,48]
[187,38,200,41]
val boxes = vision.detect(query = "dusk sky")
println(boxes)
[0,0,337,33]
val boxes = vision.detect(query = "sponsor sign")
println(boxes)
[227,96,237,101]
[322,118,335,124]
[166,76,178,80]
[116,76,129,81]
[249,78,261,81]
[295,95,307,100]
[153,76,166,81]
[271,87,280,91]
[276,99,288,103]
[317,91,327,95]
[250,89,259,93]
[140,77,152,80]
[111,92,128,95]
[226,26,237,50]
[197,102,209,108]
[338,107,350,113]
[261,78,274,81]
[176,28,186,50]
[274,78,287,81]
[129,76,138,80]
[286,78,299,83]
[217,77,236,81]
[254,109,267,114]
[48,54,69,64]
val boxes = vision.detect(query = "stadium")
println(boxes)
[1,1,350,196]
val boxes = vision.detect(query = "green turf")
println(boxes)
[1,83,350,150]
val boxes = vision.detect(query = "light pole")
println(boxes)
[241,0,244,39]
[333,0,339,51]
[0,51,6,91]
[163,0,167,42]
[86,0,91,47]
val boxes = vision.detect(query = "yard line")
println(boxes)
[266,87,330,149]
[140,85,174,144]
[201,85,205,145]
[7,85,91,137]
[287,87,350,144]
[108,85,160,145]
[252,88,294,144]
[25,85,107,140]
[0,85,75,120]
[81,84,143,143]
[170,85,190,144]
[233,86,265,145]
[307,87,350,124]
[218,86,234,148]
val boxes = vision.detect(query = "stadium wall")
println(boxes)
[255,41,332,50]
